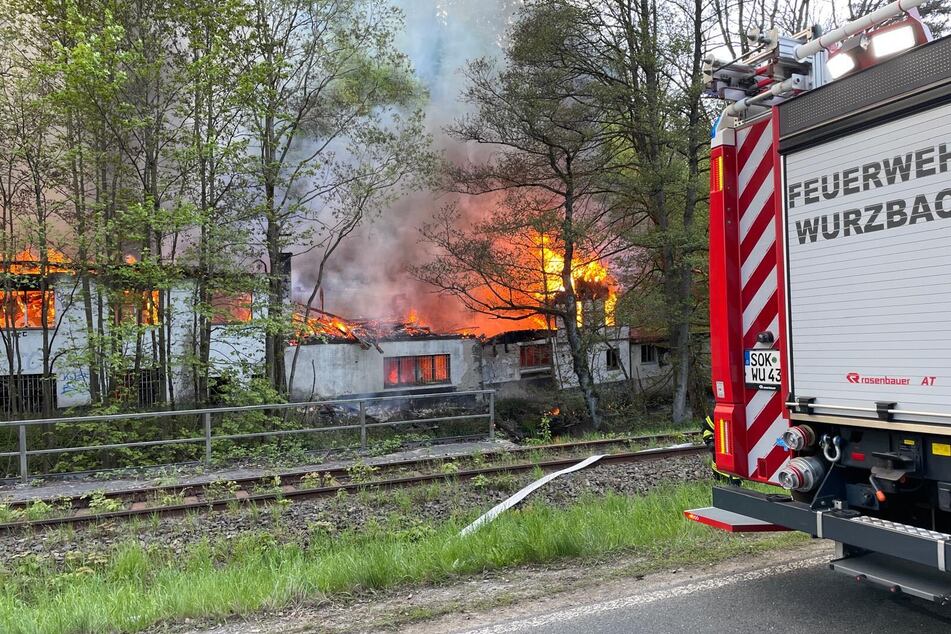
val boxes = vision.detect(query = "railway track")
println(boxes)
[0,432,705,532]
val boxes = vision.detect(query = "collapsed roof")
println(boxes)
[292,306,469,351]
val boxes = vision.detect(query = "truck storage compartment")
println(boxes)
[784,95,951,426]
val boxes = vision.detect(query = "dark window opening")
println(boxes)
[519,343,552,369]
[641,345,658,364]
[119,368,164,407]
[606,348,620,370]
[0,374,55,413]
[384,354,450,388]
[208,375,232,405]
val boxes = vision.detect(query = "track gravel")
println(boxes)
[0,453,709,566]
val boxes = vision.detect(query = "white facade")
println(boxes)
[481,333,555,398]
[0,275,265,407]
[552,326,666,390]
[284,336,483,401]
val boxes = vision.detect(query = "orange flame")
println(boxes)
[534,234,616,326]
[8,247,69,275]
[124,254,138,265]
[292,306,442,344]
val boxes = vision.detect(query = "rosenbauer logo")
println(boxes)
[846,372,910,386]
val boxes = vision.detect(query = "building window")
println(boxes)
[119,368,164,407]
[606,348,621,370]
[211,292,253,325]
[0,374,55,413]
[116,290,159,325]
[519,343,552,369]
[384,354,450,388]
[641,344,658,364]
[0,290,54,329]
[208,375,233,405]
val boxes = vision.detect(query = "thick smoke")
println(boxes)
[291,0,522,333]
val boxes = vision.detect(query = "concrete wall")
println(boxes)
[552,326,666,391]
[626,342,668,391]
[285,336,483,401]
[481,337,555,398]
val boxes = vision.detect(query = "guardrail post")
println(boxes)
[18,424,27,484]
[359,400,367,450]
[203,412,212,468]
[488,392,496,441]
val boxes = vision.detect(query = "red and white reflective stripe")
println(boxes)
[736,120,776,348]
[735,118,788,482]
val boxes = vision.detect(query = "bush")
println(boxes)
[496,385,698,441]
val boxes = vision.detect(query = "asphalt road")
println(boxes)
[448,550,951,634]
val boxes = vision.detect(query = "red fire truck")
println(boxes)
[687,0,951,602]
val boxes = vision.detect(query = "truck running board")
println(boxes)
[831,552,951,604]
[708,486,951,577]
[684,506,788,532]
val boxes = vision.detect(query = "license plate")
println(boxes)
[745,349,781,391]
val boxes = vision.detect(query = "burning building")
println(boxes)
[285,308,483,400]
[0,239,667,413]
[286,238,668,401]
[0,249,264,412]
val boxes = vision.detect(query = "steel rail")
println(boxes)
[5,431,702,510]
[0,443,707,532]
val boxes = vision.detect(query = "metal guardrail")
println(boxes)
[0,390,496,483]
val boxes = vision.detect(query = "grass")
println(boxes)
[552,422,700,445]
[0,480,804,634]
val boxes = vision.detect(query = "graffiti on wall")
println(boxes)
[59,368,88,397]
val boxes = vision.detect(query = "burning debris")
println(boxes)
[292,305,460,350]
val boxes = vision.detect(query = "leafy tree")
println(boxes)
[175,0,259,403]
[554,0,710,423]
[418,3,636,429]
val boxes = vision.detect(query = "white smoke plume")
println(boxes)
[291,0,522,332]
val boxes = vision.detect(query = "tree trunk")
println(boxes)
[560,176,601,429]
[265,217,286,394]
[671,0,706,425]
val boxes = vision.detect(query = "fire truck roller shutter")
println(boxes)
[784,99,951,426]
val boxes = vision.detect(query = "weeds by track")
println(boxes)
[1,432,704,531]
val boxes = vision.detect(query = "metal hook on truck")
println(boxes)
[687,0,951,604]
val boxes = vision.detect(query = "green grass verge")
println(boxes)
[0,481,804,634]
